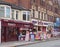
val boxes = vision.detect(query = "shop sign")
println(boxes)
[43,23,48,25]
[42,21,49,26]
[8,23,16,26]
[38,21,43,25]
[32,19,38,25]
[24,25,30,27]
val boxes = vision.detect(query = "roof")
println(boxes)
[0,1,30,11]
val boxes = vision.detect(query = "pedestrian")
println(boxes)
[25,30,29,41]
[40,32,44,40]
[47,30,51,39]
[43,32,47,40]
[18,32,22,41]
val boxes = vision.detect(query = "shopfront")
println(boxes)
[32,19,54,32]
[0,19,33,43]
[31,19,47,32]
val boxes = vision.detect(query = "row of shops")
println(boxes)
[0,19,54,43]
[31,19,54,33]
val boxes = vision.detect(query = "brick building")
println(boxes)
[0,0,60,43]
[2,0,60,23]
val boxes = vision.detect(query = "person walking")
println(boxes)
[25,30,30,41]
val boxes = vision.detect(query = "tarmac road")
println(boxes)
[16,40,60,47]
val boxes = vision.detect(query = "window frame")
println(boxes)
[23,12,26,20]
[0,6,5,17]
[0,5,11,19]
[5,6,11,18]
[16,11,19,19]
[11,9,14,19]
[23,11,30,21]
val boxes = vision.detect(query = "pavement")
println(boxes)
[0,37,60,47]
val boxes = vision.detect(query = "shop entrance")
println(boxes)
[19,30,26,40]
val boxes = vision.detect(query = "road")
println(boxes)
[16,40,60,47]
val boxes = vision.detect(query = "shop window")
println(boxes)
[0,6,5,17]
[6,7,10,18]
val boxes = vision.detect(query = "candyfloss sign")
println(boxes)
[0,21,1,43]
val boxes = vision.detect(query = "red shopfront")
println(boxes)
[1,19,33,42]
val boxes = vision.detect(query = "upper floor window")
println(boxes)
[32,9,35,17]
[53,0,58,4]
[40,0,46,6]
[55,8,58,14]
[33,0,35,2]
[23,12,26,20]
[41,12,43,20]
[11,10,14,19]
[0,6,5,17]
[35,11,38,18]
[47,4,52,11]
[6,7,10,18]
[30,0,35,4]
[16,11,18,19]
[23,11,30,21]
[27,12,30,21]
[48,15,53,22]
[40,12,42,19]
[38,11,40,19]
[0,5,11,18]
